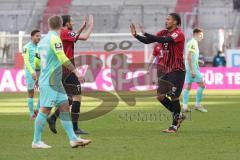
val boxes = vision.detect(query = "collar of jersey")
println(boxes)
[29,41,37,47]
[192,38,198,43]
[168,27,179,34]
[48,30,58,36]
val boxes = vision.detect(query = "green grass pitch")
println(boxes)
[0,91,240,160]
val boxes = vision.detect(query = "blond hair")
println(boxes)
[48,15,63,30]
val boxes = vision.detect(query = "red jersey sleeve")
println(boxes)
[170,29,185,43]
[60,30,77,42]
[152,43,161,56]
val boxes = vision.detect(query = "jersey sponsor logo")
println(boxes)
[171,33,178,39]
[163,43,169,50]
[35,52,40,59]
[69,32,76,37]
[54,43,63,51]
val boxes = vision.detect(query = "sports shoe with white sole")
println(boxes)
[195,106,208,113]
[32,141,52,149]
[162,125,177,133]
[182,108,190,113]
[70,138,92,148]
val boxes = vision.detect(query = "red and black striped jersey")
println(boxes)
[152,27,185,73]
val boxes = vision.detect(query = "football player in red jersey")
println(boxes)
[131,13,186,133]
[47,15,93,135]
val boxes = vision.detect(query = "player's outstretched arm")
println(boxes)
[74,16,87,42]
[76,15,94,41]
[130,23,155,44]
[144,33,173,43]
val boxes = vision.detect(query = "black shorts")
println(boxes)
[157,70,185,98]
[62,72,81,96]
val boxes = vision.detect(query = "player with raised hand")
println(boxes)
[22,30,41,120]
[182,28,207,113]
[47,15,94,135]
[131,13,186,133]
[32,15,91,149]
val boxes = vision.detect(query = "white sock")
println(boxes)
[195,103,201,108]
[182,104,188,110]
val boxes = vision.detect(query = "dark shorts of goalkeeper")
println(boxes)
[62,72,81,97]
[157,70,185,99]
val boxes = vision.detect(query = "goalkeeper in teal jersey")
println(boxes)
[22,30,41,120]
[182,28,207,113]
[32,15,91,149]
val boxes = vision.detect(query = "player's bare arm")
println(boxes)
[74,16,87,41]
[147,55,155,71]
[130,23,137,37]
[139,24,145,34]
[187,51,196,78]
[62,59,84,83]
[77,15,94,41]
[59,55,85,83]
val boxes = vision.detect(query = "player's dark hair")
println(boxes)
[193,28,203,34]
[30,29,40,37]
[168,12,181,26]
[61,15,71,27]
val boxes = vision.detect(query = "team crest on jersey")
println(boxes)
[55,43,62,51]
[69,32,76,37]
[191,45,195,50]
[171,33,178,39]
[163,43,168,50]
[172,87,177,93]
